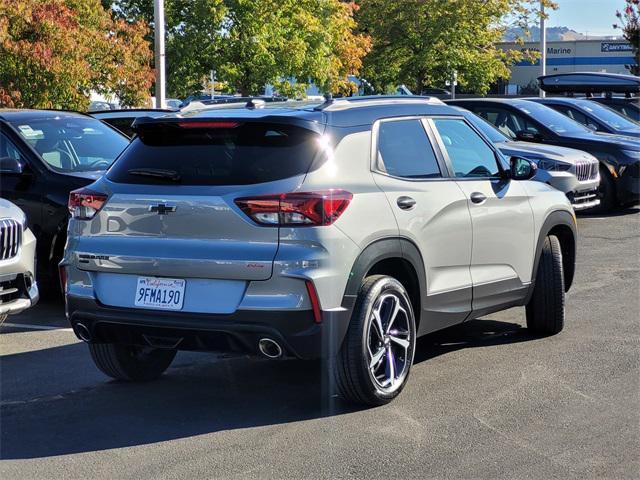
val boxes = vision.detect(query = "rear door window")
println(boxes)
[107,122,323,186]
[376,119,442,179]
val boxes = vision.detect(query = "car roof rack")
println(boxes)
[313,95,444,111]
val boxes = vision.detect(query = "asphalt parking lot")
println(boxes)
[1,207,639,480]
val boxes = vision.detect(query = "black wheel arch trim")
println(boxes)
[341,237,427,310]
[528,209,577,301]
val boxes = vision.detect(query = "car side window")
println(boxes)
[475,107,540,139]
[376,119,441,179]
[564,107,600,131]
[0,132,27,163]
[432,118,501,178]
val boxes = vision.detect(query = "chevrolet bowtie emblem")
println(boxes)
[149,204,177,215]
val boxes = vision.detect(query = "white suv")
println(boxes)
[62,97,577,405]
[0,198,38,322]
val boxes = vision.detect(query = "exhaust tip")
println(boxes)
[258,338,283,359]
[74,323,92,342]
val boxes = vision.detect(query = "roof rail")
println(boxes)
[313,95,444,111]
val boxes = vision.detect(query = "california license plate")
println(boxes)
[134,276,185,310]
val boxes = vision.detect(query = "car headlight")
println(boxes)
[526,157,572,171]
[621,150,640,159]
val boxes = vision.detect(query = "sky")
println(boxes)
[546,0,627,37]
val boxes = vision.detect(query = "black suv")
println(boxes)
[447,98,640,210]
[0,109,129,293]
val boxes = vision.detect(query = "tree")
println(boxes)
[0,0,153,110]
[614,0,640,75]
[109,0,369,98]
[356,0,555,95]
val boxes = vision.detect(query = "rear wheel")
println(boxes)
[334,275,416,406]
[526,235,565,335]
[89,343,176,381]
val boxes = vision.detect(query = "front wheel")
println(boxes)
[89,343,176,381]
[526,235,565,335]
[334,275,416,406]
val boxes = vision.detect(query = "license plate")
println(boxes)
[134,276,185,310]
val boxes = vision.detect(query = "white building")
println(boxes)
[498,39,637,93]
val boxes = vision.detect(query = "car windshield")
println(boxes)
[517,101,591,135]
[463,113,510,143]
[577,101,640,132]
[10,116,129,173]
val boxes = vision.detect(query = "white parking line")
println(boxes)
[0,322,73,332]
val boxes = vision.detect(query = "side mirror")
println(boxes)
[0,156,24,175]
[510,156,537,180]
[515,130,543,142]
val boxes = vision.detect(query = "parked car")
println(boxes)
[0,109,130,294]
[453,107,600,210]
[0,199,38,322]
[537,72,640,121]
[590,96,640,122]
[165,98,183,109]
[527,97,640,138]
[91,109,175,138]
[447,98,640,210]
[61,96,576,406]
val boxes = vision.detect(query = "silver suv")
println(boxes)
[0,199,38,322]
[62,97,577,406]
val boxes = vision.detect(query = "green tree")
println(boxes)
[0,0,153,110]
[614,0,640,75]
[356,0,555,95]
[109,0,369,98]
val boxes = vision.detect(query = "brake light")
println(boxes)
[235,190,352,226]
[68,188,107,219]
[177,121,240,129]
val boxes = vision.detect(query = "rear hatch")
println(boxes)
[72,118,325,311]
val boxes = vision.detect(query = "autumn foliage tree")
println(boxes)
[0,0,153,110]
[614,0,640,75]
[110,0,370,98]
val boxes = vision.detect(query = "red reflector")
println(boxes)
[305,280,322,324]
[68,188,107,220]
[177,121,240,129]
[59,266,67,293]
[235,190,352,227]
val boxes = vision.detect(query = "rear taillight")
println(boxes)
[68,188,107,220]
[235,190,352,227]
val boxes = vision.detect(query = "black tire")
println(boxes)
[334,275,416,406]
[89,343,176,381]
[526,235,565,335]
[594,165,616,213]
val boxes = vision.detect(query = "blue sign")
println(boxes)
[601,42,633,53]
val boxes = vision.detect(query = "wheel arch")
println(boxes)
[531,210,577,294]
[342,237,426,329]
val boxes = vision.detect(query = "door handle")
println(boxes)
[396,196,416,210]
[470,192,487,204]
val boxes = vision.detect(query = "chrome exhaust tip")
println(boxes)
[258,338,283,359]
[74,323,92,342]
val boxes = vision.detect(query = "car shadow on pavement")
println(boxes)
[577,205,639,218]
[1,318,535,459]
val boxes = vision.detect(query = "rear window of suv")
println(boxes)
[107,122,323,185]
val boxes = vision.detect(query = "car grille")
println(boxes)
[575,161,598,181]
[0,218,22,260]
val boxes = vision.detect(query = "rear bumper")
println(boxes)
[66,295,353,360]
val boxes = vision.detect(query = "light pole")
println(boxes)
[154,0,166,108]
[539,0,546,98]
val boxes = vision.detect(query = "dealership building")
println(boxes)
[498,39,637,93]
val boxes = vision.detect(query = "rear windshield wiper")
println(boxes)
[127,168,181,182]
